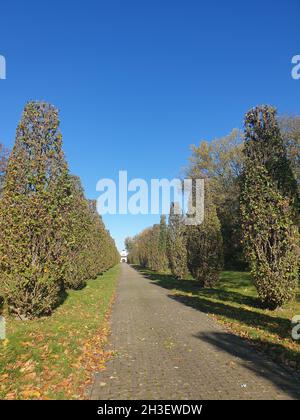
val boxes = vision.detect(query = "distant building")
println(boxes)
[120,250,128,263]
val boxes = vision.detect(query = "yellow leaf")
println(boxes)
[0,373,9,382]
[21,389,41,399]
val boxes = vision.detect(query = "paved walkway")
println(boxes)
[90,264,300,400]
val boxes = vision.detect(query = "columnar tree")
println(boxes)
[64,175,92,290]
[279,115,300,228]
[146,225,161,271]
[186,182,223,287]
[279,115,300,190]
[85,200,119,278]
[187,130,245,268]
[167,202,188,279]
[0,102,71,318]
[126,217,171,272]
[158,215,169,271]
[126,229,149,268]
[0,143,9,194]
[240,105,299,309]
[125,237,137,264]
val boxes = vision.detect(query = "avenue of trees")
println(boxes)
[126,105,300,310]
[0,102,119,319]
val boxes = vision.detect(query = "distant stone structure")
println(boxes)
[120,250,128,263]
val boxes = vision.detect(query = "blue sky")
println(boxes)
[0,0,299,251]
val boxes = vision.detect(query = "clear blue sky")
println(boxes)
[0,0,299,251]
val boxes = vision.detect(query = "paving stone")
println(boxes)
[90,264,300,400]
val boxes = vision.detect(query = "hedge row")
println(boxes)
[0,102,119,318]
[126,191,224,288]
[127,105,299,309]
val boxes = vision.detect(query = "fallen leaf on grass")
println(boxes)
[20,359,36,373]
[5,392,17,400]
[21,389,41,399]
[23,372,37,381]
[21,341,35,347]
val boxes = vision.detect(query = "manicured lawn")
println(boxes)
[0,265,120,400]
[138,267,300,371]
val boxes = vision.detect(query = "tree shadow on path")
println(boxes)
[134,265,300,399]
[136,267,291,340]
[195,330,300,399]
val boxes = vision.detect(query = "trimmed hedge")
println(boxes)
[0,102,119,318]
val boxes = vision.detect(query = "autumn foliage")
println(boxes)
[240,106,299,309]
[126,215,168,272]
[0,102,118,318]
[186,184,223,287]
[167,203,188,280]
[126,105,299,308]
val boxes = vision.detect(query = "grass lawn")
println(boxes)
[137,267,300,372]
[0,264,120,400]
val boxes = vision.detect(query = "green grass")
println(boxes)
[137,267,300,371]
[0,265,120,400]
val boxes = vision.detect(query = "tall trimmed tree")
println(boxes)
[64,175,91,290]
[86,200,119,277]
[187,130,244,268]
[0,143,9,195]
[167,202,188,279]
[0,102,71,318]
[158,215,169,271]
[186,182,223,287]
[240,105,299,309]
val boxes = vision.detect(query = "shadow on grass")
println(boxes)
[53,288,69,312]
[195,331,300,399]
[134,266,292,341]
[137,267,261,306]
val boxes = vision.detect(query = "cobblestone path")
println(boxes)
[90,264,300,400]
